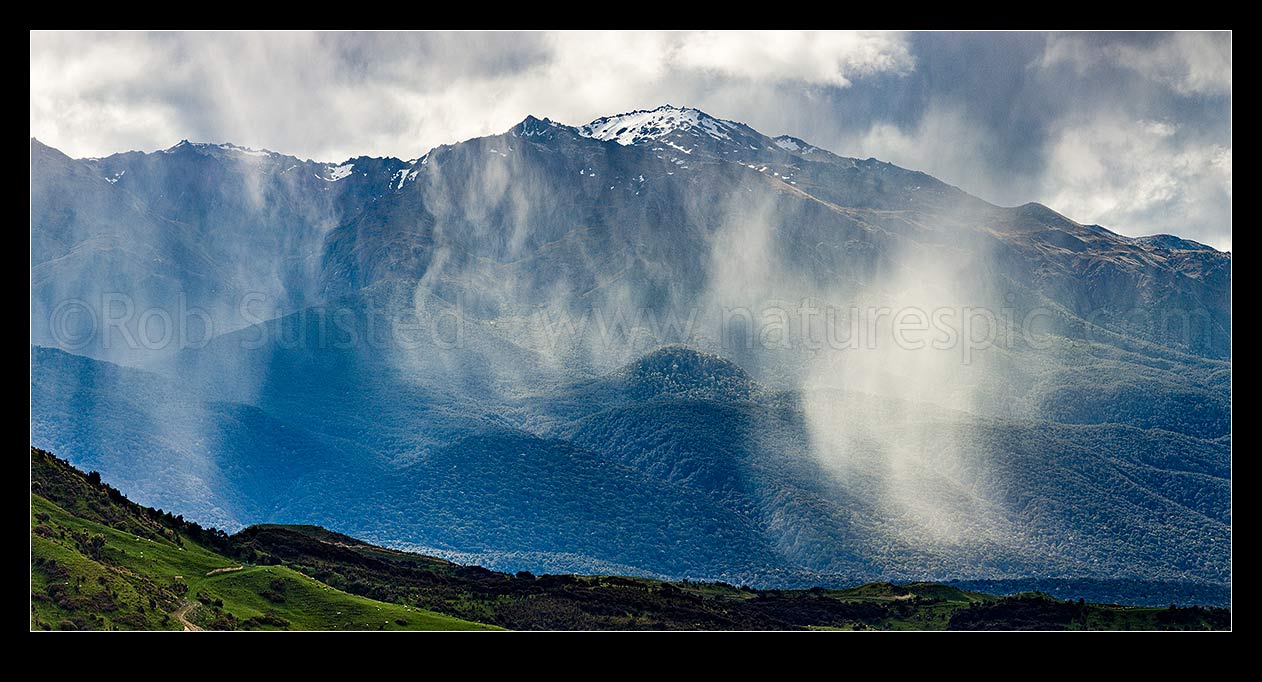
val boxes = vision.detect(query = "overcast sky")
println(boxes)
[30,31,1232,250]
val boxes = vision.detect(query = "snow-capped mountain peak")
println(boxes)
[163,140,279,160]
[578,105,742,147]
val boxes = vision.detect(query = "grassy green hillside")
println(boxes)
[31,447,1229,631]
[30,448,493,631]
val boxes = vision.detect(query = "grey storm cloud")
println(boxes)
[30,30,1231,250]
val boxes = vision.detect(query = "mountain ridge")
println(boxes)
[30,109,1232,253]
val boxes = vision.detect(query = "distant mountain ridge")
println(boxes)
[32,340,1231,589]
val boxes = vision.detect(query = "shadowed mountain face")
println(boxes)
[30,139,411,363]
[29,105,1230,597]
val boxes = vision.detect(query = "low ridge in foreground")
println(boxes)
[30,448,1229,631]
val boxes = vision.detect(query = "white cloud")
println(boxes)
[671,30,914,86]
[28,31,1231,250]
[826,105,1231,251]
[30,30,913,162]
[1041,115,1232,249]
[1041,31,1232,96]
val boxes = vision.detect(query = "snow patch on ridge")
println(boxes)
[774,135,818,154]
[163,140,276,158]
[322,163,355,182]
[579,105,737,146]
